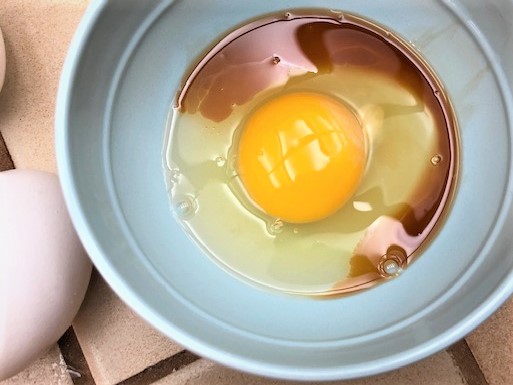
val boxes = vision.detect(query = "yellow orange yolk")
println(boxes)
[237,92,367,223]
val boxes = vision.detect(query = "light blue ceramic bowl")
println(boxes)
[56,0,513,380]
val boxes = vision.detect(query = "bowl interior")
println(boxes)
[57,0,513,380]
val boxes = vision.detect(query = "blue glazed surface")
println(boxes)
[56,0,513,380]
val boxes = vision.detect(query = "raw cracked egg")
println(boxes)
[164,10,459,296]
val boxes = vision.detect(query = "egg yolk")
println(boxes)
[237,92,366,223]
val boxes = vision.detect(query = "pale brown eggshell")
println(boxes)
[0,27,5,94]
[0,170,92,381]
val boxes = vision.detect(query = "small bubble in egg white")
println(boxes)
[169,168,181,183]
[215,156,226,167]
[173,195,197,219]
[381,259,403,277]
[431,154,443,166]
[268,219,284,235]
[378,246,407,277]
